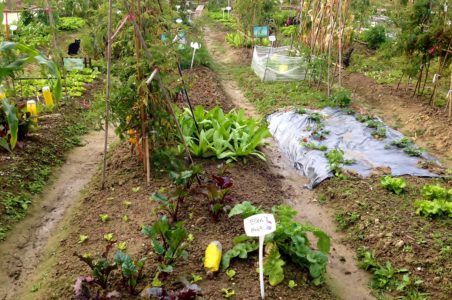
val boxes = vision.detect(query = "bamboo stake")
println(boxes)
[448,74,452,118]
[101,0,113,190]
[338,0,343,87]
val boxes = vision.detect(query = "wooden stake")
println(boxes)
[101,0,113,190]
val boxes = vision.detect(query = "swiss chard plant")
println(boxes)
[178,106,271,162]
[380,176,407,195]
[151,170,198,223]
[113,251,147,295]
[200,175,234,222]
[141,216,188,273]
[224,202,331,286]
[74,242,117,289]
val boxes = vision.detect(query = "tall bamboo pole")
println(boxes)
[338,0,343,87]
[101,0,113,190]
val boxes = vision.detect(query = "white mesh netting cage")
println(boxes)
[251,46,307,81]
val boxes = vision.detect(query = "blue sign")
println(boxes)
[253,26,269,38]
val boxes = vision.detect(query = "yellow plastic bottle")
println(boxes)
[204,241,222,274]
[42,86,54,109]
[0,85,6,99]
[27,100,38,123]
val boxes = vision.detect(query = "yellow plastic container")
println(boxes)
[42,86,54,109]
[27,100,38,123]
[279,64,289,72]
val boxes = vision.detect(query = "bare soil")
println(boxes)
[343,72,452,169]
[319,176,452,298]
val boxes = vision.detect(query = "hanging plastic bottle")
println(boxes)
[27,100,38,124]
[42,86,54,109]
[0,85,6,99]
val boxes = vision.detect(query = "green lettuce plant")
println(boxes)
[179,106,271,162]
[380,176,407,195]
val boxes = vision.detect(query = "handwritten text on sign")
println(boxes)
[244,214,276,237]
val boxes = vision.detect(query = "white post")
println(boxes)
[191,48,197,69]
[259,235,265,299]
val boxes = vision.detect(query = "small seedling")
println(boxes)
[187,233,194,242]
[123,201,132,208]
[104,233,114,242]
[226,269,236,280]
[132,187,141,193]
[116,242,127,251]
[288,280,297,289]
[122,215,129,222]
[221,288,235,298]
[188,212,193,219]
[191,273,203,283]
[78,234,89,244]
[99,214,109,222]
[152,274,163,287]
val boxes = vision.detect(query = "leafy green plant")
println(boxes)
[226,269,236,280]
[371,126,387,139]
[224,203,331,285]
[421,185,451,201]
[123,201,132,208]
[79,234,89,244]
[301,141,328,151]
[357,248,423,295]
[330,89,352,107]
[225,32,246,48]
[200,175,233,222]
[335,211,360,230]
[221,288,235,298]
[141,216,188,272]
[116,242,127,251]
[179,106,271,161]
[151,170,198,223]
[404,146,423,157]
[74,243,117,289]
[288,280,297,289]
[391,138,413,149]
[362,25,387,50]
[113,251,147,295]
[1,42,62,101]
[228,201,263,219]
[414,184,452,218]
[58,17,86,31]
[104,233,115,242]
[191,274,202,283]
[325,149,354,177]
[99,214,109,222]
[380,176,407,195]
[0,99,19,151]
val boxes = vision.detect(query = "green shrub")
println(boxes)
[58,17,86,31]
[362,25,387,50]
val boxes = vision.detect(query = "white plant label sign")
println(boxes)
[244,214,276,237]
[244,214,276,299]
[190,42,201,69]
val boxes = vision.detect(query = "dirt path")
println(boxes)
[0,129,116,300]
[203,25,374,300]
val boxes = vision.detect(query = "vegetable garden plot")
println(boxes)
[251,46,307,81]
[267,108,440,188]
